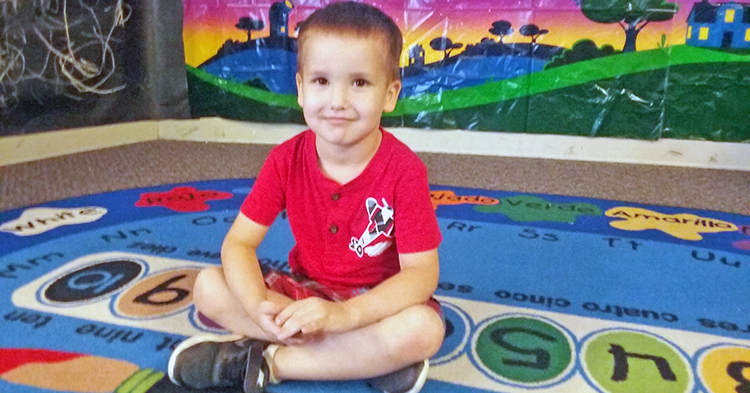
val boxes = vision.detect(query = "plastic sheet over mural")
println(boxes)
[0,0,189,135]
[183,0,750,141]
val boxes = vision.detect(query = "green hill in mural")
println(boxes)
[187,45,750,141]
[187,68,303,124]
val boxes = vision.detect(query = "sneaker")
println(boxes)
[366,359,429,393]
[168,334,269,393]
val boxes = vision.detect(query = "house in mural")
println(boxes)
[686,0,750,48]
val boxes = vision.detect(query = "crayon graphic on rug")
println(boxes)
[0,348,241,393]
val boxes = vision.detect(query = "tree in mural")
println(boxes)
[429,37,463,61]
[519,24,549,44]
[236,17,265,42]
[489,20,513,43]
[576,0,679,52]
[546,39,617,69]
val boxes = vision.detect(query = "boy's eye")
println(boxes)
[353,79,369,87]
[313,77,328,85]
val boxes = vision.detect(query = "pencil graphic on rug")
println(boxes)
[0,348,242,393]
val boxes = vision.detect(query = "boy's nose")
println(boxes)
[329,85,348,109]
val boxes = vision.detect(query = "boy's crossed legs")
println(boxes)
[169,266,445,392]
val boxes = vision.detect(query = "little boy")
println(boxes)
[167,2,444,393]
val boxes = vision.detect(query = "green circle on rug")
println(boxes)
[475,315,574,384]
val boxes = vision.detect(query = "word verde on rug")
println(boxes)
[2,179,749,393]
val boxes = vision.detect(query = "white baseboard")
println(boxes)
[2,117,748,171]
[158,117,305,145]
[0,121,159,166]
[393,128,750,170]
[158,118,750,171]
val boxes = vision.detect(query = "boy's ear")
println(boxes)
[382,78,401,113]
[295,73,304,108]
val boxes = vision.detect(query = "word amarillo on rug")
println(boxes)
[606,207,738,240]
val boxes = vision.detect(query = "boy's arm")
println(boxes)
[346,247,440,325]
[222,213,290,335]
[275,248,439,338]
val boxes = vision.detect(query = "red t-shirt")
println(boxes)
[240,129,442,290]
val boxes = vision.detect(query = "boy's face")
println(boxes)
[296,32,401,149]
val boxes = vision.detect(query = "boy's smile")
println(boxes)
[296,32,401,153]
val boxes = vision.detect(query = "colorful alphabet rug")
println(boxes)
[2,179,750,393]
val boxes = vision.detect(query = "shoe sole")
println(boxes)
[406,359,430,393]
[167,333,245,386]
[400,359,429,393]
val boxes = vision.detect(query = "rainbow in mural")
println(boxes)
[182,0,750,141]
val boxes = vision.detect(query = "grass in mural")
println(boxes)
[188,45,750,140]
[663,61,750,142]
[410,60,750,141]
[388,45,749,116]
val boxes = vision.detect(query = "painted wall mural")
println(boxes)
[182,0,750,141]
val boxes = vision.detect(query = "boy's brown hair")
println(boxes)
[297,1,403,80]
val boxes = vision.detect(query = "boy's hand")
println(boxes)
[254,300,283,334]
[274,298,354,340]
[254,300,308,345]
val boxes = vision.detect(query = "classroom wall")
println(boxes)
[1,1,748,170]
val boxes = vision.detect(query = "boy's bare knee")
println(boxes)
[390,306,445,361]
[191,267,225,315]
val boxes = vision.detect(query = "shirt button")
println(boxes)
[331,193,340,201]
[329,224,338,234]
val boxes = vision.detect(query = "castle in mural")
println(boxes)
[686,0,750,48]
